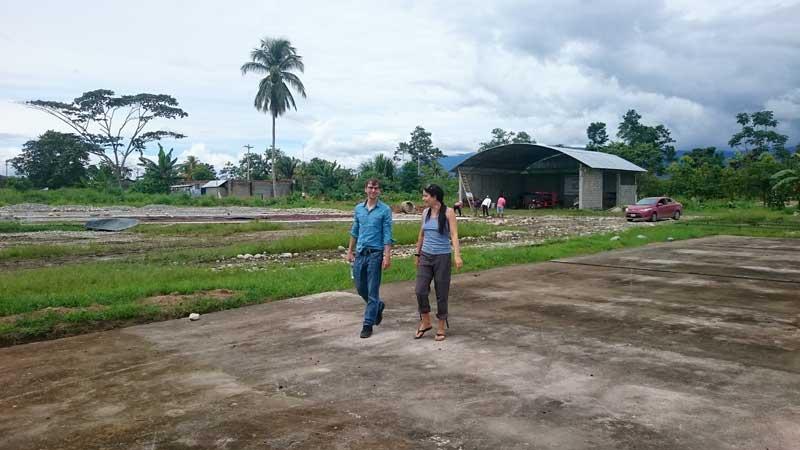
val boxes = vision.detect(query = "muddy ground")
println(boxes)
[1,236,798,449]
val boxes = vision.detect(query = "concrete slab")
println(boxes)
[1,236,799,449]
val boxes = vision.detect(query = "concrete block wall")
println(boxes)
[227,180,293,198]
[579,165,603,209]
[618,184,637,206]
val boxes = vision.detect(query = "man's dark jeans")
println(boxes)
[353,249,384,326]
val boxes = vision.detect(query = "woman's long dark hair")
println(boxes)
[424,184,448,234]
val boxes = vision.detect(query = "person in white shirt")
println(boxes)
[480,195,492,217]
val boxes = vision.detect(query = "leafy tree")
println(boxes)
[10,131,92,188]
[728,110,789,160]
[604,142,664,175]
[611,109,676,173]
[359,154,396,179]
[26,89,188,188]
[586,122,609,151]
[397,161,421,192]
[135,144,180,194]
[305,158,353,196]
[478,128,535,151]
[771,153,800,208]
[190,163,216,181]
[732,152,783,205]
[666,151,725,199]
[86,161,130,190]
[241,37,307,197]
[276,154,301,180]
[512,131,535,144]
[393,126,444,175]
[179,155,200,180]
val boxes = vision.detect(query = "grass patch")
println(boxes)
[134,220,286,237]
[0,221,86,233]
[1,221,797,345]
[143,221,503,263]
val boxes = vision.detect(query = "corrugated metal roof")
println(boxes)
[201,179,229,188]
[553,146,646,172]
[453,143,646,172]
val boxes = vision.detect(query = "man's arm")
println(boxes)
[382,208,393,270]
[347,209,359,263]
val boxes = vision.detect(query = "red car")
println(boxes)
[625,197,682,222]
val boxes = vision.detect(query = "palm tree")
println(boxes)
[241,38,307,197]
[180,155,200,181]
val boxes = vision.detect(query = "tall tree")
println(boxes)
[136,144,180,194]
[728,110,789,160]
[190,163,217,181]
[179,155,201,181]
[10,131,92,188]
[241,37,307,197]
[360,154,396,179]
[397,161,421,192]
[26,89,188,188]
[512,131,535,144]
[478,128,535,151]
[393,126,443,174]
[586,122,609,151]
[612,109,676,173]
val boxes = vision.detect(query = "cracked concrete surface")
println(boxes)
[1,236,798,449]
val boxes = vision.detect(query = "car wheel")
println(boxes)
[650,212,658,222]
[672,210,681,220]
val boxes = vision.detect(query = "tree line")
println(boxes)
[585,109,798,207]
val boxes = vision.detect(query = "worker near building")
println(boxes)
[413,184,463,341]
[453,199,463,217]
[346,178,393,339]
[496,193,507,218]
[481,195,492,217]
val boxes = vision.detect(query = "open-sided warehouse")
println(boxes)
[454,144,646,209]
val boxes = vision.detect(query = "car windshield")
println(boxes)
[636,198,659,205]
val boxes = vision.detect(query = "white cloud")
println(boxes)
[0,0,797,172]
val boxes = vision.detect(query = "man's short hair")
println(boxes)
[365,178,381,188]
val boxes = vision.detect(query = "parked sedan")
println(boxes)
[625,197,682,222]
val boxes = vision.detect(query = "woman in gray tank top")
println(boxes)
[413,184,464,341]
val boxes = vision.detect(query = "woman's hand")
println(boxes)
[454,255,463,270]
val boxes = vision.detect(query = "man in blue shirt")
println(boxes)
[346,178,393,338]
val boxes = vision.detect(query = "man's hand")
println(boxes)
[414,255,419,268]
[454,255,463,270]
[382,254,391,270]
[346,250,355,263]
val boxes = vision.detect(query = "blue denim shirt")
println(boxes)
[350,200,393,253]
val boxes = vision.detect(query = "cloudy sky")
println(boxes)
[1,0,798,175]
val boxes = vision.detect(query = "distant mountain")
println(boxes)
[439,153,475,172]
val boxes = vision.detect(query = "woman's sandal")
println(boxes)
[434,319,449,341]
[414,325,433,339]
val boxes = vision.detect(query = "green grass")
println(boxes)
[134,220,286,236]
[1,221,797,345]
[0,221,86,233]
[0,220,503,263]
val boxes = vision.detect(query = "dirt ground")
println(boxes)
[1,235,798,450]
[1,210,656,271]
[0,204,352,223]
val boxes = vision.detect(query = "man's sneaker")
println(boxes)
[375,302,385,326]
[360,325,373,338]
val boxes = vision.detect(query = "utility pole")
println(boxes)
[243,145,254,181]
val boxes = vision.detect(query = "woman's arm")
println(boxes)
[415,214,425,267]
[447,208,463,269]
